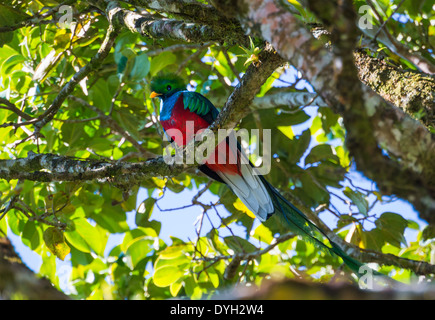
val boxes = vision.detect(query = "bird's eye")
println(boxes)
[167,85,172,91]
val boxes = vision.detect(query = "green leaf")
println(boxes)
[257,71,278,97]
[22,221,42,251]
[288,129,311,164]
[8,210,26,235]
[224,235,257,253]
[375,212,408,248]
[150,51,176,76]
[0,5,28,46]
[252,223,274,244]
[129,53,150,81]
[207,267,220,288]
[64,227,91,253]
[69,218,105,256]
[135,197,156,227]
[0,216,6,235]
[422,225,435,241]
[43,227,70,261]
[1,54,25,76]
[170,279,183,297]
[126,238,153,268]
[153,265,184,287]
[277,126,294,140]
[305,144,339,165]
[60,122,86,151]
[184,277,202,299]
[336,215,358,230]
[90,205,129,234]
[159,244,187,259]
[155,253,190,271]
[88,79,112,112]
[39,250,58,287]
[361,228,385,251]
[121,227,158,253]
[343,187,369,216]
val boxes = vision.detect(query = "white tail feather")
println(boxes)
[217,162,274,221]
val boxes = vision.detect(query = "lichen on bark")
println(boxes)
[354,49,435,129]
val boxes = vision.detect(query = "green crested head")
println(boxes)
[150,73,187,99]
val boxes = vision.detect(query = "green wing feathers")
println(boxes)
[183,91,219,118]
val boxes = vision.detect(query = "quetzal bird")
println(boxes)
[150,73,365,277]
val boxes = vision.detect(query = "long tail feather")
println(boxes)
[260,176,368,277]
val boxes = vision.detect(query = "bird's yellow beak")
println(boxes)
[150,91,161,99]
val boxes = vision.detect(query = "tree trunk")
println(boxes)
[0,236,69,300]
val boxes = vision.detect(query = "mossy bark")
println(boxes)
[354,50,435,129]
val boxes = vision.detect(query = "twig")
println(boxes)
[0,181,23,221]
[192,231,296,263]
[145,43,213,56]
[222,48,242,82]
[108,82,125,116]
[53,116,101,123]
[0,98,33,121]
[372,0,405,42]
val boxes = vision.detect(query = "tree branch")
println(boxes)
[103,1,246,45]
[213,91,327,110]
[120,0,235,26]
[353,50,435,129]
[0,98,33,121]
[0,236,69,299]
[309,24,435,129]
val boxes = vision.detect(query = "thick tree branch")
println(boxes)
[307,0,435,222]
[120,0,234,26]
[103,1,246,45]
[353,50,435,129]
[0,151,182,184]
[0,237,69,299]
[110,0,434,128]
[118,0,434,130]
[364,0,435,75]
[310,25,435,128]
[212,91,327,110]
